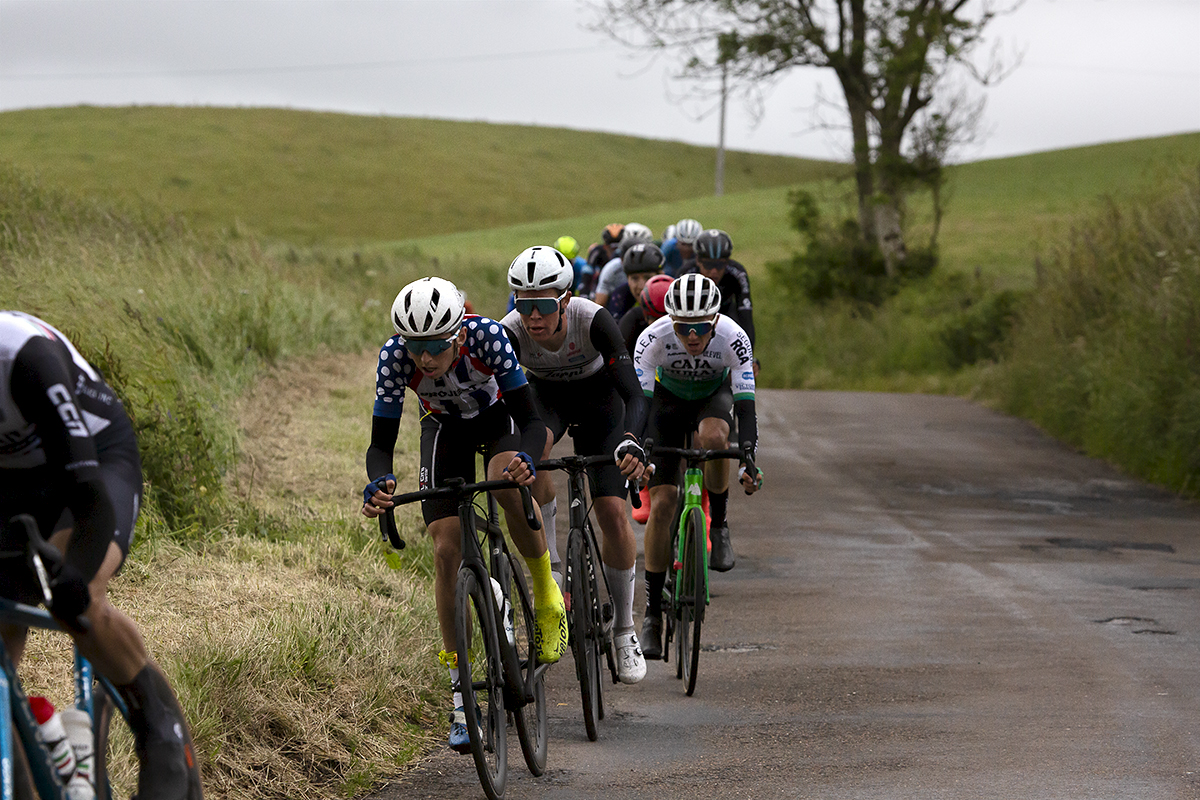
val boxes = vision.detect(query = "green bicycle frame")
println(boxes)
[673,464,709,606]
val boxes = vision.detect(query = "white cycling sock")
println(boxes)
[604,564,636,631]
[541,499,560,565]
[449,666,462,709]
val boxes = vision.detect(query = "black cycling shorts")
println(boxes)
[645,379,734,488]
[0,444,142,602]
[529,372,628,498]
[418,403,523,525]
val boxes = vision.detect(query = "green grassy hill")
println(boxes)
[0,105,845,244]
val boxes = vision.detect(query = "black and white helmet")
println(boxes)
[392,277,466,338]
[507,245,573,292]
[694,229,733,260]
[665,274,722,319]
[622,242,666,275]
[620,222,654,246]
[675,218,703,245]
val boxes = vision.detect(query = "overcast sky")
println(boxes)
[0,0,1196,162]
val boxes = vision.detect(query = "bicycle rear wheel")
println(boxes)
[677,506,707,696]
[566,531,601,741]
[455,569,507,799]
[503,552,547,776]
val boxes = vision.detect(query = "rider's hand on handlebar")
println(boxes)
[503,451,537,487]
[361,474,396,518]
[50,563,92,629]
[614,434,647,482]
[738,462,763,495]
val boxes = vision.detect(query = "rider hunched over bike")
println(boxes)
[593,222,654,310]
[629,275,762,660]
[0,310,203,800]
[661,217,703,277]
[360,277,567,753]
[500,246,650,684]
[605,241,667,323]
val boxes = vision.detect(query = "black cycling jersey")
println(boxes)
[0,311,141,584]
[618,305,648,356]
[678,259,756,345]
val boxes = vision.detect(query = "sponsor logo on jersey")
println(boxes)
[47,384,88,437]
[742,371,753,381]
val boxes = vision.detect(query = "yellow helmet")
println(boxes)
[553,235,580,261]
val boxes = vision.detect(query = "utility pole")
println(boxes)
[715,58,727,197]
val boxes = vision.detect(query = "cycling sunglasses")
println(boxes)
[673,320,715,338]
[405,336,458,357]
[514,291,567,317]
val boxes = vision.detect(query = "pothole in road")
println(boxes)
[1096,616,1176,635]
[1046,537,1175,553]
[700,643,777,653]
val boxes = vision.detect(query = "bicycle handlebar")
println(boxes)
[536,454,646,509]
[642,438,758,480]
[378,478,541,550]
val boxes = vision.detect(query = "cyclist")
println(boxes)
[553,235,596,297]
[606,242,667,323]
[359,277,567,753]
[0,310,202,800]
[678,229,757,350]
[628,275,762,660]
[501,246,650,685]
[584,223,626,296]
[661,217,703,277]
[593,222,654,309]
[619,273,672,356]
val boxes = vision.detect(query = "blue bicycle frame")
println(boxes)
[1,596,128,800]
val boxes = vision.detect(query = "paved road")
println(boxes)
[373,389,1200,799]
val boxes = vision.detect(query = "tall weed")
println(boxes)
[992,172,1200,495]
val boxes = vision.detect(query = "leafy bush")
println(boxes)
[769,188,937,306]
[939,288,1023,369]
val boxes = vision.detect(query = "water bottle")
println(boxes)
[490,577,515,646]
[28,696,77,782]
[61,708,97,800]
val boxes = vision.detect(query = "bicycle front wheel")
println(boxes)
[504,552,547,776]
[456,569,508,799]
[677,506,707,696]
[566,530,602,741]
[92,676,204,800]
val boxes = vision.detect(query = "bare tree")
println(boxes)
[594,0,1018,275]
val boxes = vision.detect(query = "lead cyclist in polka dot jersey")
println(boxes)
[360,276,567,753]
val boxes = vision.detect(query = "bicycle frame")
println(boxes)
[0,597,128,800]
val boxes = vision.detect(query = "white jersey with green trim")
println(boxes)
[633,314,755,401]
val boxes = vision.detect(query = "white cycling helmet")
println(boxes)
[665,274,722,319]
[662,224,677,243]
[391,276,466,338]
[675,218,703,245]
[620,222,654,245]
[507,245,573,292]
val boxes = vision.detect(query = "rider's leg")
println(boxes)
[593,495,636,624]
[697,417,736,571]
[48,531,200,800]
[487,452,565,663]
[530,426,561,577]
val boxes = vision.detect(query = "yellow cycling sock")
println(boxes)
[526,550,557,602]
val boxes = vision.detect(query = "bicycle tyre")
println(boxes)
[567,531,601,741]
[455,569,507,799]
[679,506,706,696]
[503,552,547,776]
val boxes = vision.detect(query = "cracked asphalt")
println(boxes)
[371,389,1200,800]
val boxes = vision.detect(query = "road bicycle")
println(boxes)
[380,478,548,800]
[645,439,754,696]
[535,454,636,742]
[1,514,202,800]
